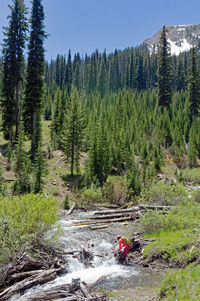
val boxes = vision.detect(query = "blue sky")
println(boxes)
[0,0,200,61]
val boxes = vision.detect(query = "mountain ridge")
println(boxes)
[142,24,200,55]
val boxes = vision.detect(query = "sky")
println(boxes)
[0,0,200,61]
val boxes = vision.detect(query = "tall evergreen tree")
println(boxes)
[33,141,47,193]
[1,0,27,141]
[61,87,84,176]
[97,51,107,97]
[87,124,112,185]
[23,0,46,159]
[187,47,200,123]
[157,26,172,109]
[65,50,72,94]
[13,119,31,194]
[109,49,120,92]
[73,52,81,92]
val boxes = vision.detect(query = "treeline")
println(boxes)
[44,43,190,100]
[49,27,200,195]
[1,1,200,198]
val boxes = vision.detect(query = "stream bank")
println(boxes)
[2,208,165,301]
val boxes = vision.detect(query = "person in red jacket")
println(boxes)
[117,235,131,259]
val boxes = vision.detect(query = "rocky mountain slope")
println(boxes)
[143,24,200,55]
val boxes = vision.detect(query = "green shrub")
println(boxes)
[63,194,70,209]
[142,200,200,266]
[191,188,200,202]
[102,176,128,206]
[141,200,200,234]
[141,182,187,205]
[140,210,164,233]
[0,193,58,264]
[181,168,200,184]
[79,184,102,208]
[143,229,199,266]
[159,264,200,300]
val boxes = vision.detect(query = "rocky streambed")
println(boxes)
[2,207,165,301]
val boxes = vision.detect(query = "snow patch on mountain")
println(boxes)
[142,24,200,56]
[168,38,192,55]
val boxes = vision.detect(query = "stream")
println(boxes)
[10,210,162,300]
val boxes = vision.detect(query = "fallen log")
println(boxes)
[55,297,79,301]
[138,204,174,210]
[67,202,76,215]
[86,212,133,220]
[24,278,106,301]
[80,282,92,299]
[89,225,109,230]
[72,214,138,227]
[23,284,71,300]
[9,269,44,282]
[93,206,140,215]
[93,204,174,216]
[0,269,60,301]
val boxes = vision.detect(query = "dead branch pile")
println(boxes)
[0,245,66,301]
[23,278,107,301]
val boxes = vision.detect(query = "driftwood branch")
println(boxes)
[93,205,174,216]
[67,202,76,215]
[72,215,137,227]
[0,269,60,301]
[23,278,106,301]
[93,207,140,215]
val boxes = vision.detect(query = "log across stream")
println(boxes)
[7,208,163,300]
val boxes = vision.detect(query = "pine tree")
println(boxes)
[97,51,107,97]
[33,141,47,193]
[65,50,72,94]
[187,47,200,123]
[87,124,112,185]
[157,26,172,109]
[73,52,81,92]
[129,48,134,89]
[109,49,120,92]
[61,87,84,176]
[1,0,27,141]
[23,0,46,159]
[13,119,31,194]
[127,161,141,197]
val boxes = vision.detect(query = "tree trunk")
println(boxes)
[15,82,19,138]
[8,125,12,143]
[31,110,36,159]
[71,140,74,176]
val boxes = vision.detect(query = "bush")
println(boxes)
[0,194,58,264]
[141,200,200,234]
[63,194,70,209]
[141,182,187,205]
[143,229,199,266]
[160,264,200,300]
[79,184,102,208]
[191,189,200,202]
[181,168,200,184]
[102,176,128,206]
[140,210,164,233]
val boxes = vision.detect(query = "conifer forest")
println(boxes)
[1,1,200,300]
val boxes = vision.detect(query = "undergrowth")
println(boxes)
[160,264,200,300]
[0,193,59,265]
[141,199,200,299]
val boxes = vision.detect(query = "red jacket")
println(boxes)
[119,238,130,252]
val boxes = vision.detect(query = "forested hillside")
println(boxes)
[1,1,200,300]
[0,7,200,199]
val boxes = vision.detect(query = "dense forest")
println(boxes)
[0,9,199,193]
[1,0,200,300]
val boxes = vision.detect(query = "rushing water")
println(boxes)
[9,210,161,300]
